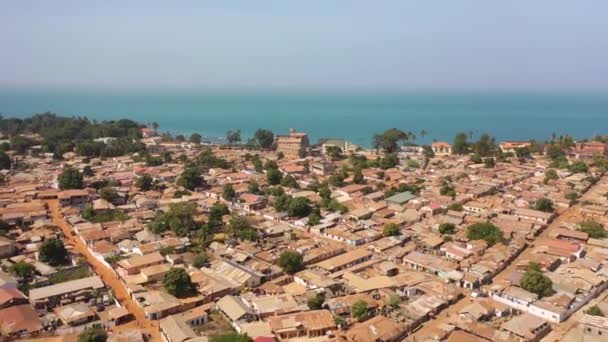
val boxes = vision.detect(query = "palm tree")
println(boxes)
[420,129,427,140]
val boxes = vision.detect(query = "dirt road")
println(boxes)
[46,200,162,341]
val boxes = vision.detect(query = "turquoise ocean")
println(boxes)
[1,89,607,147]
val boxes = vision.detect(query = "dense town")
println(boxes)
[1,114,608,342]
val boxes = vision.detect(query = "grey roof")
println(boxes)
[386,191,417,204]
[29,276,104,301]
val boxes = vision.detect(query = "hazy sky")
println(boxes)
[1,1,607,91]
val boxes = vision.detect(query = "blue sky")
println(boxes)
[1,0,607,90]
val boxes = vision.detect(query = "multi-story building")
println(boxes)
[276,129,309,159]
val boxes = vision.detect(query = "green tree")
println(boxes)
[266,168,282,185]
[452,132,469,155]
[253,129,275,149]
[99,187,119,203]
[82,165,94,177]
[135,174,154,191]
[78,324,107,342]
[0,151,11,170]
[470,154,483,164]
[568,161,588,173]
[483,157,495,168]
[373,128,411,153]
[287,197,312,218]
[544,169,559,184]
[546,145,565,160]
[422,145,435,159]
[148,203,198,236]
[516,146,532,159]
[439,223,456,234]
[579,220,607,239]
[328,173,345,187]
[273,194,292,212]
[448,202,464,211]
[39,238,68,266]
[10,261,35,278]
[586,305,604,317]
[472,134,497,157]
[521,264,554,298]
[352,300,369,321]
[325,146,343,161]
[379,154,399,169]
[226,129,241,145]
[222,184,236,202]
[248,180,261,194]
[193,253,209,268]
[229,216,258,241]
[308,212,321,226]
[353,167,365,184]
[162,268,195,298]
[534,198,554,213]
[278,251,304,274]
[277,151,284,160]
[566,191,580,206]
[177,167,205,191]
[281,175,299,188]
[189,133,202,145]
[467,222,503,246]
[383,223,400,237]
[58,167,84,189]
[308,292,325,310]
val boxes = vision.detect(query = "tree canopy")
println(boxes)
[10,261,35,278]
[222,184,236,202]
[278,251,304,274]
[452,132,469,155]
[58,167,84,190]
[78,324,107,342]
[0,151,10,170]
[253,129,275,149]
[189,133,202,145]
[226,129,241,144]
[382,223,400,237]
[39,238,69,266]
[162,267,195,298]
[534,198,554,213]
[177,167,206,191]
[439,223,456,235]
[579,220,607,239]
[466,222,503,246]
[373,128,412,153]
[521,263,554,298]
[135,174,154,191]
[148,203,198,236]
[352,300,369,321]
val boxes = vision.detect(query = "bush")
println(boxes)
[466,222,503,246]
